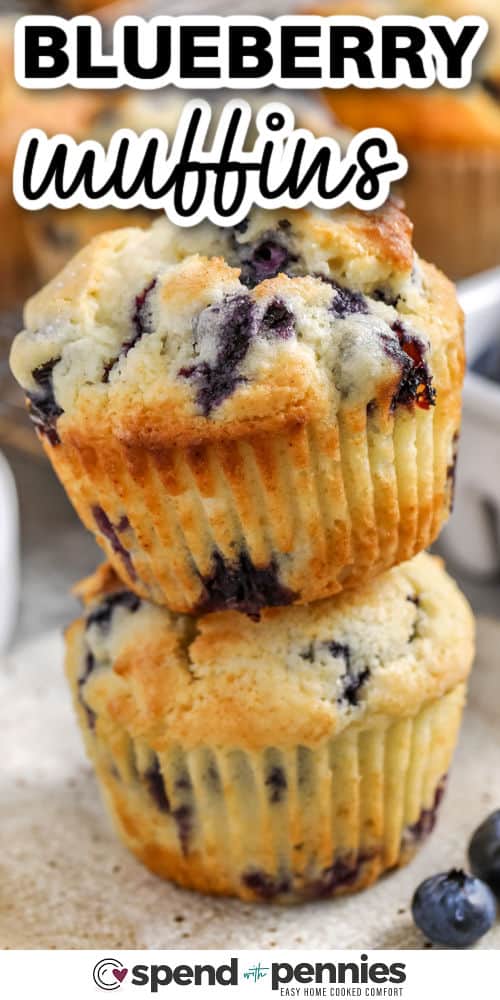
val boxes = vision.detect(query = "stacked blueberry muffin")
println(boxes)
[10,199,475,902]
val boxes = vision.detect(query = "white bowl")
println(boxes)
[0,451,19,651]
[439,267,500,577]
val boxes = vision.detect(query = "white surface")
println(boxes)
[0,450,19,651]
[2,620,500,950]
[440,268,500,577]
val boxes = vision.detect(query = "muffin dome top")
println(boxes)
[67,552,474,751]
[11,202,461,447]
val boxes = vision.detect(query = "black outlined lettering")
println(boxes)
[14,15,488,91]
[13,100,408,227]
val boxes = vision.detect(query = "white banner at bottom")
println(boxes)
[0,949,499,999]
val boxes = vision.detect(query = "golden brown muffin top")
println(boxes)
[66,552,474,751]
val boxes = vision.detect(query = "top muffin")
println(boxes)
[11,202,446,441]
[10,203,463,614]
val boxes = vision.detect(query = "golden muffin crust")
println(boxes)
[11,202,443,447]
[67,552,474,752]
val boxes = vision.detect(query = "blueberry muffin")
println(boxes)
[309,0,500,278]
[25,91,346,285]
[10,202,464,614]
[65,552,474,902]
[0,34,105,306]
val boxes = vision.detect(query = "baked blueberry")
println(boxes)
[92,506,137,581]
[314,850,375,898]
[446,432,460,511]
[265,766,288,804]
[327,279,368,319]
[328,641,370,707]
[179,294,256,415]
[78,651,97,730]
[236,236,296,288]
[385,320,436,411]
[26,359,63,446]
[196,549,297,618]
[172,804,193,856]
[103,278,157,382]
[406,777,446,841]
[145,756,170,814]
[242,869,291,900]
[469,810,500,895]
[86,590,141,633]
[412,869,496,948]
[260,299,295,340]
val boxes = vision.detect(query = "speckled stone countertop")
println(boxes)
[4,443,499,648]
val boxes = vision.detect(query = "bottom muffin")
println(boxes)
[65,553,474,903]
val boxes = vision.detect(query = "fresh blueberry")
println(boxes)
[469,810,500,895]
[196,549,297,619]
[411,869,496,948]
[26,359,64,446]
[472,342,500,385]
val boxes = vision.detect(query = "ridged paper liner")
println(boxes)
[73,683,466,903]
[403,150,500,281]
[46,366,461,614]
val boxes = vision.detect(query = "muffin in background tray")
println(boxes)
[308,0,500,278]
[0,16,105,306]
[65,552,474,902]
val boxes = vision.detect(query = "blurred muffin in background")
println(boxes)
[25,90,347,285]
[308,0,500,279]
[58,0,118,10]
[0,15,106,307]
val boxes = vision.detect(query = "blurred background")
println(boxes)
[1,0,499,652]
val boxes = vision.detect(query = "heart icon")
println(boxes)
[113,968,128,984]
